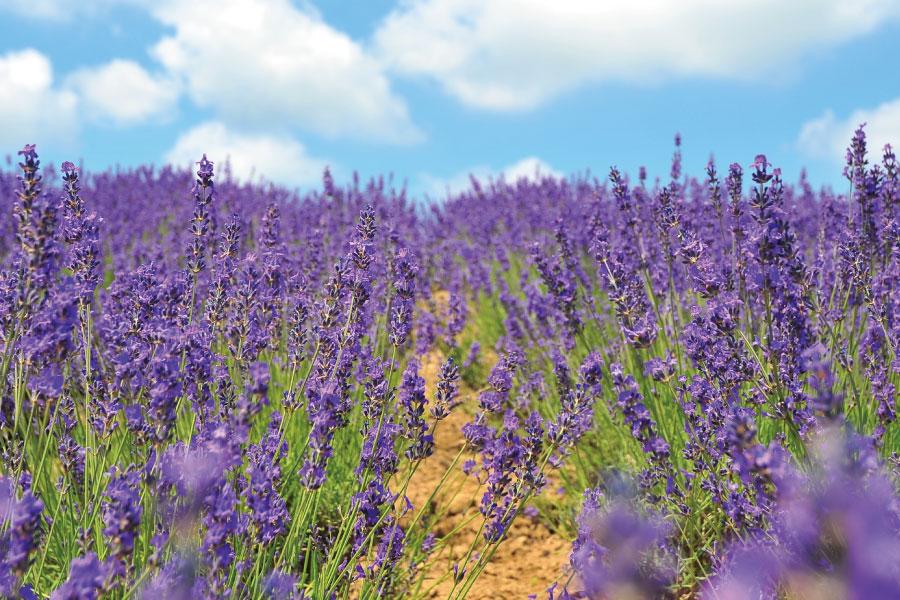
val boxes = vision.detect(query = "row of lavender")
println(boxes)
[456,131,899,598]
[0,123,897,598]
[0,141,601,599]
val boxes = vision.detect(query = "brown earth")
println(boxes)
[402,349,574,599]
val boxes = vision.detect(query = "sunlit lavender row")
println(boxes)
[0,126,897,599]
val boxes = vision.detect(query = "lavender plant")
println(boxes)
[0,123,896,599]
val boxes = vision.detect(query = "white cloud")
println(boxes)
[149,0,420,142]
[422,156,561,197]
[501,156,561,181]
[164,121,328,188]
[0,49,78,150]
[798,100,900,163]
[375,0,900,110]
[67,60,178,125]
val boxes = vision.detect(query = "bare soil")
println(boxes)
[403,350,573,599]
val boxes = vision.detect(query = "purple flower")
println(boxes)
[400,359,433,460]
[0,478,43,583]
[103,468,142,574]
[750,154,772,184]
[365,523,406,592]
[430,356,460,420]
[248,361,270,396]
[518,411,546,493]
[390,247,418,347]
[322,166,335,197]
[244,414,289,544]
[643,354,676,383]
[479,351,520,413]
[548,353,602,460]
[609,364,669,492]
[570,495,674,599]
[51,553,111,600]
[300,383,342,489]
[531,240,582,337]
[262,570,297,599]
[186,154,215,277]
[462,412,494,451]
[705,427,900,598]
[61,158,101,300]
[476,411,527,542]
[446,290,468,345]
[200,481,244,595]
[463,342,481,368]
[139,554,197,600]
[596,250,657,349]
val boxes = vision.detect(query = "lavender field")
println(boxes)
[0,126,897,600]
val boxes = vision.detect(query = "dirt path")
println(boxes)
[404,350,573,599]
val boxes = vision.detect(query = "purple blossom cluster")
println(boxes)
[0,121,897,598]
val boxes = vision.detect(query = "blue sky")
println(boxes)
[1,0,899,199]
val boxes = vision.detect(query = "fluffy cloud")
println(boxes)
[798,99,900,163]
[0,49,78,149]
[164,121,328,188]
[422,156,561,197]
[2,0,423,156]
[501,156,561,181]
[67,60,178,125]
[375,0,900,110]
[0,49,178,152]
[150,0,420,142]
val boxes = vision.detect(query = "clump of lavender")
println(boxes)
[609,364,670,494]
[244,413,289,544]
[705,428,900,599]
[13,144,60,307]
[286,296,310,372]
[568,492,675,600]
[726,161,747,292]
[206,214,241,331]
[609,166,644,269]
[593,238,658,348]
[356,359,397,472]
[400,359,433,460]
[478,351,521,413]
[463,341,481,368]
[147,349,183,444]
[548,352,603,462]
[52,552,111,599]
[844,123,882,253]
[299,383,341,490]
[200,480,244,596]
[61,161,101,301]
[720,406,791,532]
[259,203,285,349]
[346,203,377,343]
[389,247,417,348]
[746,155,816,432]
[430,356,460,420]
[262,570,297,599]
[57,396,86,488]
[186,155,215,278]
[227,257,265,365]
[531,241,582,338]
[103,468,142,578]
[0,477,44,595]
[0,124,898,599]
[479,411,526,542]
[445,289,468,346]
[643,354,676,383]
